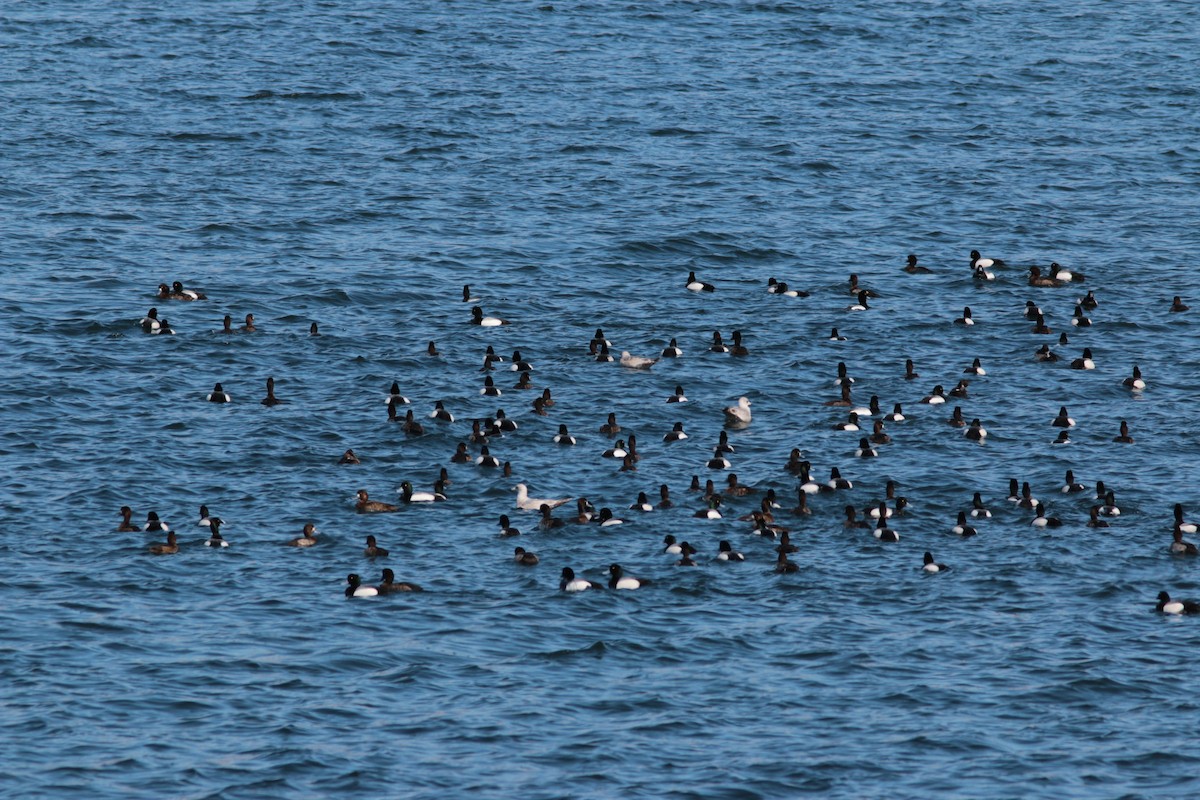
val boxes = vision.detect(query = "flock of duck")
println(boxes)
[129,255,1199,613]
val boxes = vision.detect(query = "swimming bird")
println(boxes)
[498,514,521,537]
[723,396,752,426]
[619,351,657,370]
[873,512,899,542]
[609,563,648,589]
[554,424,576,445]
[470,306,509,326]
[920,385,946,404]
[774,549,800,573]
[560,567,603,592]
[709,331,729,353]
[169,281,206,300]
[855,437,877,458]
[1062,470,1085,493]
[1031,503,1062,528]
[658,484,673,509]
[600,412,620,435]
[951,511,977,537]
[148,531,178,555]
[846,290,871,311]
[204,518,228,548]
[377,568,422,593]
[955,306,975,326]
[904,254,932,274]
[1028,265,1062,288]
[117,506,139,532]
[399,481,444,503]
[400,408,425,435]
[970,250,1005,271]
[1170,296,1189,313]
[829,327,847,341]
[729,330,750,356]
[1070,348,1095,370]
[602,439,628,459]
[261,376,283,406]
[716,540,744,561]
[660,338,683,358]
[481,376,501,397]
[207,383,230,403]
[364,535,389,558]
[1071,305,1091,327]
[922,552,948,573]
[1122,365,1146,390]
[1051,262,1085,282]
[1174,504,1198,534]
[965,418,987,441]
[970,492,992,518]
[345,574,378,598]
[287,523,319,547]
[904,359,919,380]
[144,511,170,533]
[630,492,654,513]
[356,490,398,513]
[513,547,539,566]
[1171,525,1198,555]
[240,313,256,332]
[1052,406,1076,428]
[695,496,722,519]
[463,285,480,303]
[1114,420,1134,444]
[847,274,879,298]
[1157,591,1200,615]
[686,271,715,292]
[514,484,570,511]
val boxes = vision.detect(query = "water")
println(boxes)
[3,1,1200,797]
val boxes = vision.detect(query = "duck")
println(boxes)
[377,568,422,593]
[513,547,539,566]
[1078,290,1098,309]
[792,490,812,516]
[117,506,140,532]
[1023,300,1043,320]
[774,549,800,573]
[356,490,398,513]
[1062,470,1085,493]
[773,281,807,297]
[514,484,571,511]
[204,518,228,548]
[399,481,445,503]
[156,283,173,300]
[951,511,977,537]
[706,448,732,470]
[239,313,257,333]
[1016,482,1038,509]
[385,382,410,406]
[970,250,1005,271]
[797,462,821,495]
[1170,296,1189,313]
[855,437,877,458]
[829,327,847,341]
[884,403,905,422]
[462,284,481,303]
[949,380,969,399]
[666,385,688,404]
[426,340,438,356]
[660,337,683,358]
[1034,343,1059,362]
[148,531,178,555]
[868,420,891,444]
[493,409,518,432]
[729,330,750,357]
[260,376,283,406]
[918,551,947,574]
[140,307,163,333]
[663,422,688,443]
[469,445,499,468]
[498,514,521,537]
[663,535,683,554]
[345,574,378,598]
[1028,265,1063,288]
[1052,429,1071,444]
[609,563,648,589]
[600,412,620,435]
[602,439,628,459]
[560,567,603,592]
[1070,348,1095,370]
[207,383,231,403]
[620,351,658,370]
[965,418,987,440]
[553,424,576,446]
[847,274,879,298]
[1071,305,1091,327]
[1030,313,1052,335]
[1113,420,1134,444]
[725,473,754,496]
[1051,262,1084,282]
[1171,525,1199,555]
[972,263,996,281]
[1101,491,1122,517]
[904,254,932,274]
[842,505,868,529]
[510,350,533,372]
[1052,406,1076,427]
[846,290,871,311]
[833,412,861,432]
[1086,506,1109,528]
[169,281,206,300]
[708,330,729,354]
[450,442,471,463]
[716,540,745,562]
[144,511,171,533]
[784,449,807,475]
[695,497,722,519]
[723,396,752,426]
[310,322,320,335]
[398,408,424,435]
[514,371,533,389]
[197,505,212,527]
[481,376,501,397]
[1031,503,1062,528]
[1122,365,1146,390]
[826,467,853,491]
[851,395,880,417]
[658,484,673,509]
[920,385,947,404]
[1174,504,1198,534]
[470,306,509,326]
[825,384,853,407]
[363,535,389,558]
[595,508,623,527]
[1157,591,1200,615]
[969,492,992,518]
[954,306,975,326]
[873,513,899,542]
[287,523,319,547]
[532,396,547,418]
[538,504,566,530]
[904,359,919,380]
[686,271,715,292]
[572,498,596,524]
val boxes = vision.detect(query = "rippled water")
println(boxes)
[3,1,1200,797]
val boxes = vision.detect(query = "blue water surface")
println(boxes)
[3,1,1200,797]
